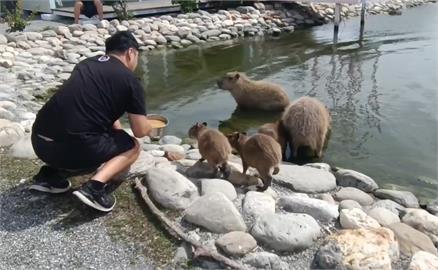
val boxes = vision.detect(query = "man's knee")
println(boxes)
[74,0,83,9]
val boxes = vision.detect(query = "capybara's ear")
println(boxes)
[241,131,247,135]
[202,122,207,126]
[234,73,240,80]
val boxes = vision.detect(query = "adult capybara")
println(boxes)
[258,121,287,160]
[227,132,281,191]
[281,96,331,160]
[188,122,232,177]
[217,72,289,111]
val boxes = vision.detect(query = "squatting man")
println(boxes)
[30,31,152,212]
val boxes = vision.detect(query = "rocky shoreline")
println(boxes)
[1,0,437,269]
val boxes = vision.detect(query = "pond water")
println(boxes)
[136,4,438,201]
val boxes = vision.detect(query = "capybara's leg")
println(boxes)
[220,162,231,179]
[257,169,272,192]
[242,160,249,174]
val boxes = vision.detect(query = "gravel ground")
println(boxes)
[0,180,155,270]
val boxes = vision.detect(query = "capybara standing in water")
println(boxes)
[227,132,281,191]
[217,72,289,111]
[281,96,331,160]
[188,122,232,178]
[258,121,288,160]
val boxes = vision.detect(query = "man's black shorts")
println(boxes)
[82,0,98,18]
[31,129,135,171]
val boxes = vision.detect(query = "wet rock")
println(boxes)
[340,208,381,229]
[243,191,275,220]
[243,252,288,270]
[402,208,438,247]
[201,29,222,39]
[409,251,438,270]
[145,167,199,210]
[334,187,374,205]
[367,207,400,227]
[388,223,438,256]
[314,228,399,270]
[374,189,420,208]
[185,161,217,178]
[251,213,321,251]
[372,199,406,216]
[184,192,246,233]
[215,231,257,256]
[427,198,438,216]
[274,164,336,193]
[335,169,378,192]
[278,196,339,222]
[201,179,237,200]
[304,162,331,172]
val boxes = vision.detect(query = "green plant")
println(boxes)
[112,0,133,21]
[4,0,35,32]
[172,0,198,13]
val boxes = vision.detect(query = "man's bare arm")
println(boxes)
[128,113,152,138]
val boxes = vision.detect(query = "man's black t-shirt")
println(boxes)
[33,55,146,141]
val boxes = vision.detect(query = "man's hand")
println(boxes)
[128,113,152,138]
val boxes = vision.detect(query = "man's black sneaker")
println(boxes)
[72,182,116,212]
[29,166,71,193]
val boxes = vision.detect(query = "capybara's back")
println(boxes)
[258,121,287,159]
[198,129,232,166]
[217,72,289,111]
[281,97,331,159]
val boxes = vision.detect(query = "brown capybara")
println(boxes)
[281,96,331,160]
[227,132,281,191]
[258,121,288,160]
[217,72,289,111]
[188,122,232,177]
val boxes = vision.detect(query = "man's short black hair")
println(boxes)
[105,31,139,54]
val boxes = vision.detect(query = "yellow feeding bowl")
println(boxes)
[148,114,168,140]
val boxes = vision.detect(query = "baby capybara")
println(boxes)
[217,72,289,111]
[258,121,287,160]
[281,97,331,160]
[227,132,281,191]
[188,122,232,178]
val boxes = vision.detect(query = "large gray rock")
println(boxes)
[334,187,374,205]
[215,231,257,256]
[159,135,182,145]
[243,252,289,270]
[184,161,217,178]
[0,34,7,44]
[409,251,438,270]
[251,213,321,251]
[278,196,339,222]
[8,135,36,159]
[367,207,400,227]
[388,223,438,256]
[340,208,380,229]
[402,209,438,247]
[314,228,399,270]
[159,144,185,154]
[0,120,24,147]
[273,164,336,193]
[201,29,222,39]
[127,151,155,176]
[243,191,275,220]
[372,199,406,216]
[335,169,378,192]
[201,179,237,200]
[374,189,419,208]
[184,192,246,233]
[339,200,362,211]
[145,167,199,210]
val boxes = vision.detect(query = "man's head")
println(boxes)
[105,31,139,71]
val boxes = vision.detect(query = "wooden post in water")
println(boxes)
[359,0,366,41]
[333,3,341,44]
